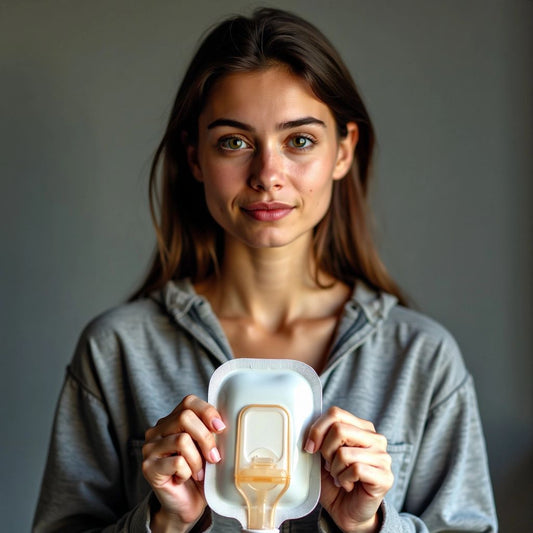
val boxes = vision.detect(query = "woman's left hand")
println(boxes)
[304,406,393,533]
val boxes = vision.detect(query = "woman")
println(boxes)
[34,7,497,533]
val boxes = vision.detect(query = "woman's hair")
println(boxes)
[132,7,407,305]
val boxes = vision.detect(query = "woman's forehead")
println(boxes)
[199,67,335,130]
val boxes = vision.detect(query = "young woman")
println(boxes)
[33,8,497,533]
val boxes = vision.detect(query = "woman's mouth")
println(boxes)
[241,202,294,222]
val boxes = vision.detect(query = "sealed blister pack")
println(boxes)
[205,358,322,532]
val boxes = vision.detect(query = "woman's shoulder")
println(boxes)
[72,279,198,362]
[383,303,470,407]
[80,296,167,343]
[387,304,459,348]
[350,280,469,404]
[353,281,460,351]
[67,296,173,396]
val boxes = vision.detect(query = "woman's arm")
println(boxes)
[33,371,221,532]
[392,375,497,532]
[33,370,151,532]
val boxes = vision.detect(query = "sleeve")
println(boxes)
[32,370,152,532]
[383,374,498,532]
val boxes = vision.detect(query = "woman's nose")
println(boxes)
[248,146,284,192]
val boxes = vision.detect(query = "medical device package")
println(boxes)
[205,358,322,533]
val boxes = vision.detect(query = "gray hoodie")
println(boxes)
[33,279,497,532]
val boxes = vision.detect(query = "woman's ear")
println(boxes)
[332,122,358,180]
[183,131,203,182]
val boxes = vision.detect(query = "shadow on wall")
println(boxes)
[494,447,533,531]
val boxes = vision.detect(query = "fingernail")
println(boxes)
[209,447,221,463]
[196,468,205,482]
[324,461,331,472]
[212,418,226,432]
[334,477,342,488]
[304,439,315,454]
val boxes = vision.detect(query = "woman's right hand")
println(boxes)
[142,395,226,532]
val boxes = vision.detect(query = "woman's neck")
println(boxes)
[195,235,348,333]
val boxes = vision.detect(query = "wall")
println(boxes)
[1,1,531,531]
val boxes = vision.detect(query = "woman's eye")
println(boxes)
[289,135,315,149]
[219,136,249,151]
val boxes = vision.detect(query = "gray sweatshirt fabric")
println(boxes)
[33,279,498,532]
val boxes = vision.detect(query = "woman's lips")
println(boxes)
[241,202,294,221]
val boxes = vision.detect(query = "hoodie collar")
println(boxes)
[154,278,397,322]
[351,281,397,325]
[151,278,398,366]
[152,279,233,364]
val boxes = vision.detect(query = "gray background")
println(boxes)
[1,1,531,531]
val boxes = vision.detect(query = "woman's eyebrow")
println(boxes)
[207,118,251,131]
[279,117,326,130]
[206,116,326,131]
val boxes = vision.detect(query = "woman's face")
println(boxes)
[188,66,357,251]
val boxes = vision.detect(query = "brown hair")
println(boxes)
[132,7,407,305]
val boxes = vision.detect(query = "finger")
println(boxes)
[146,398,224,464]
[173,408,219,461]
[146,395,225,441]
[329,445,392,483]
[335,461,394,495]
[143,452,194,488]
[143,432,205,481]
[157,418,220,467]
[305,406,374,454]
[319,422,384,465]
[180,395,227,433]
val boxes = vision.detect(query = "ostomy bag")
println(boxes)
[205,358,322,533]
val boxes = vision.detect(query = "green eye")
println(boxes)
[290,135,314,149]
[220,137,248,150]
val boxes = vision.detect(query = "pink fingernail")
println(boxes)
[304,439,315,453]
[196,468,205,482]
[334,477,342,488]
[212,418,226,432]
[209,447,221,463]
